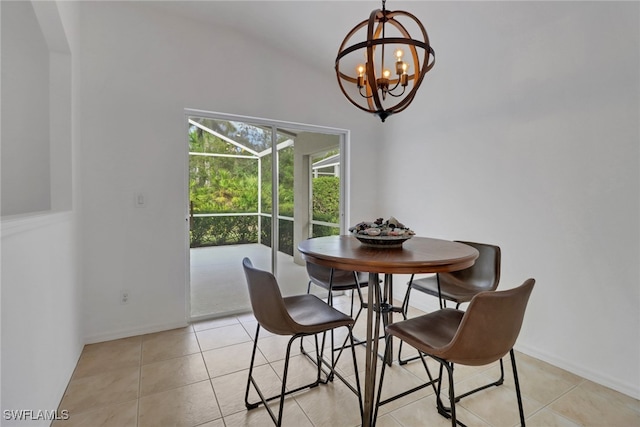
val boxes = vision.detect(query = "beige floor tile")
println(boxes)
[375,362,435,416]
[241,320,274,339]
[140,353,209,396]
[388,395,490,427]
[400,355,496,390]
[60,366,139,414]
[193,316,240,332]
[269,354,327,390]
[211,364,282,417]
[578,379,640,413]
[202,340,267,378]
[236,312,256,323]
[456,373,544,427]
[195,419,226,427]
[293,376,363,427]
[56,310,640,427]
[256,334,303,363]
[374,413,405,427]
[525,408,582,427]
[138,380,221,427]
[497,352,581,406]
[196,323,252,352]
[142,325,194,340]
[549,380,640,426]
[320,340,371,379]
[53,400,138,427]
[72,336,142,379]
[222,398,313,427]
[142,331,201,364]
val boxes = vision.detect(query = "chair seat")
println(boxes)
[309,270,370,292]
[387,308,464,359]
[283,294,354,334]
[410,276,482,303]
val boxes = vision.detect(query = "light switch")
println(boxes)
[135,192,146,208]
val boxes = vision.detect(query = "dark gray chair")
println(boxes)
[242,257,362,426]
[398,241,501,364]
[376,279,535,427]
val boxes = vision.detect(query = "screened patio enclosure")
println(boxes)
[187,113,347,318]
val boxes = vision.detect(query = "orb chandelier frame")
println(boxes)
[335,0,435,122]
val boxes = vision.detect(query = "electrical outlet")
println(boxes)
[121,290,130,305]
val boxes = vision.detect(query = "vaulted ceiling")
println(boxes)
[151,1,421,72]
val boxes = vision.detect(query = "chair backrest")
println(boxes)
[443,278,535,366]
[438,241,501,293]
[242,257,296,335]
[306,262,359,287]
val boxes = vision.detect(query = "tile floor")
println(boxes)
[54,295,640,427]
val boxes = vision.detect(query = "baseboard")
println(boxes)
[516,343,640,400]
[190,309,252,323]
[84,319,190,344]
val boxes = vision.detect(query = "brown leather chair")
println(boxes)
[242,258,362,426]
[376,278,535,427]
[306,262,369,319]
[398,241,501,364]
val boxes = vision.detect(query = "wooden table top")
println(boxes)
[298,235,479,274]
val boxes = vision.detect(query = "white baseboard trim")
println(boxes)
[190,309,252,323]
[84,319,190,344]
[516,343,640,400]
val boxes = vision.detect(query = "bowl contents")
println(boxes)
[349,216,415,238]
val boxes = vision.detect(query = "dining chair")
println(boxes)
[398,241,501,365]
[376,278,535,427]
[306,262,389,358]
[242,257,362,426]
[306,261,371,315]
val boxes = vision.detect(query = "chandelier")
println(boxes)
[335,0,435,122]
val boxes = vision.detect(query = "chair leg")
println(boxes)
[348,326,364,419]
[245,324,262,410]
[246,331,325,426]
[444,362,458,427]
[373,334,392,421]
[398,277,418,365]
[510,349,526,426]
[376,344,440,416]
[453,358,504,402]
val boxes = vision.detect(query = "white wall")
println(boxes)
[1,214,83,426]
[380,2,639,398]
[77,1,380,343]
[1,1,83,423]
[1,1,51,215]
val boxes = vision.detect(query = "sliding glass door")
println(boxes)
[185,110,348,319]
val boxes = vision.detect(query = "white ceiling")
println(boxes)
[151,1,425,72]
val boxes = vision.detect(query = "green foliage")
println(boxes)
[190,216,259,247]
[188,122,341,250]
[189,128,259,214]
[312,176,340,223]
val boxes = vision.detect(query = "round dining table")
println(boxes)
[298,235,479,427]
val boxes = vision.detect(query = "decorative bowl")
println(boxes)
[353,233,413,249]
